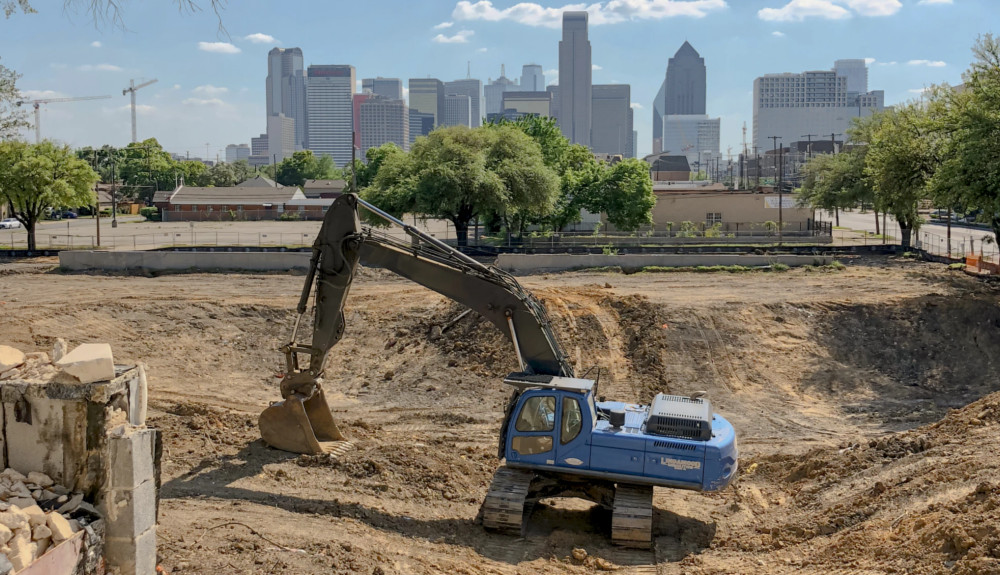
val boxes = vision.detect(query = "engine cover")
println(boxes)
[645,394,713,441]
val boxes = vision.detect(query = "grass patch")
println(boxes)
[948,262,966,270]
[803,260,847,272]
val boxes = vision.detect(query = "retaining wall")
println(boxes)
[60,250,311,272]
[496,253,837,273]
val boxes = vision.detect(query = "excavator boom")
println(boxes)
[259,194,572,454]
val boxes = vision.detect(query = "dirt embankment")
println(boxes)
[1,259,999,573]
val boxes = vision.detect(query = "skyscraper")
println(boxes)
[409,78,445,126]
[501,91,552,118]
[362,77,404,100]
[267,114,296,163]
[443,94,472,127]
[360,96,409,154]
[225,144,250,163]
[409,112,435,146]
[558,11,592,146]
[521,64,545,91]
[484,66,519,116]
[444,79,483,127]
[833,59,869,97]
[266,47,307,150]
[353,93,373,150]
[306,65,356,167]
[665,41,706,115]
[752,60,884,151]
[652,79,666,154]
[591,84,631,157]
[662,114,719,168]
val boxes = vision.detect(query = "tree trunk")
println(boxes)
[874,210,880,235]
[453,219,469,248]
[835,207,840,227]
[26,222,36,251]
[900,225,912,248]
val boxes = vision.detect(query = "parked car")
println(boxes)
[60,211,78,219]
[0,218,21,229]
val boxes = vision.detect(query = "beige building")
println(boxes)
[501,91,552,117]
[646,183,813,232]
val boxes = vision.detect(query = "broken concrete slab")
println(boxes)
[54,343,115,385]
[21,505,46,528]
[0,347,24,373]
[46,512,74,542]
[51,339,67,363]
[25,472,52,489]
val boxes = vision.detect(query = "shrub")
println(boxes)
[139,207,160,221]
[601,244,619,256]
[279,211,302,221]
[771,263,790,272]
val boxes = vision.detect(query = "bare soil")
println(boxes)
[1,256,999,574]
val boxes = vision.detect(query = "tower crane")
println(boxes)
[16,95,112,143]
[123,78,158,143]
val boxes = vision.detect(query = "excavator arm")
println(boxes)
[259,193,573,454]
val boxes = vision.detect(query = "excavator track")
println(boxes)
[612,484,654,548]
[481,467,536,535]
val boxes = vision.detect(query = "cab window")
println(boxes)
[515,396,555,432]
[561,397,583,444]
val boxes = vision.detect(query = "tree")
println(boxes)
[864,104,936,247]
[930,34,1000,243]
[273,150,342,187]
[0,57,28,139]
[0,141,98,250]
[591,159,656,231]
[797,139,873,227]
[550,144,603,230]
[205,160,255,187]
[484,125,559,237]
[345,143,405,195]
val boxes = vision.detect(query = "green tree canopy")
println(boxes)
[591,158,656,231]
[272,150,342,187]
[0,140,98,250]
[864,104,936,247]
[930,34,1000,242]
[0,56,28,139]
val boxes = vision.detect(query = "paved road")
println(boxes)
[821,209,998,258]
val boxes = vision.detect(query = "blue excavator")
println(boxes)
[258,194,739,547]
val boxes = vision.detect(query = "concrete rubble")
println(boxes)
[0,342,159,575]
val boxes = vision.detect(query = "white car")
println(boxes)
[0,218,21,229]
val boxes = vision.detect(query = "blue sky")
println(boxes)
[1,0,995,161]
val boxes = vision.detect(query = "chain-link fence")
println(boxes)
[0,230,321,251]
[916,229,999,263]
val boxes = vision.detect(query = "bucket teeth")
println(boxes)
[259,386,346,455]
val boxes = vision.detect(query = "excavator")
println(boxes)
[258,194,739,547]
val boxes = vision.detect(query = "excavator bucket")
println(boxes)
[258,387,346,455]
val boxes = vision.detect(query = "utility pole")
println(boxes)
[801,134,817,159]
[768,136,783,246]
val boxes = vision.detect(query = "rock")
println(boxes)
[8,498,35,510]
[30,490,41,500]
[56,493,83,514]
[26,472,52,489]
[46,512,75,541]
[24,352,49,363]
[20,505,46,527]
[0,470,26,483]
[0,368,20,380]
[5,481,31,499]
[0,346,25,372]
[51,339,68,363]
[571,548,588,562]
[6,533,32,571]
[0,508,28,531]
[0,524,11,545]
[594,557,615,571]
[55,343,115,384]
[0,553,12,575]
[31,524,51,541]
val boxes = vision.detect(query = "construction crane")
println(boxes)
[123,78,158,143]
[16,95,112,143]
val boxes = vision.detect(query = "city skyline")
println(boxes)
[0,0,988,160]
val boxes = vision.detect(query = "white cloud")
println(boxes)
[172,84,182,90]
[193,85,229,95]
[592,64,603,70]
[90,41,102,48]
[876,61,898,66]
[18,90,66,100]
[908,87,929,94]
[917,0,951,4]
[182,98,228,107]
[433,21,454,29]
[244,33,279,44]
[630,102,644,109]
[452,0,727,28]
[476,47,488,53]
[78,63,123,72]
[758,0,900,22]
[544,68,558,76]
[772,30,785,36]
[865,57,876,65]
[432,29,475,43]
[119,104,155,114]
[198,41,241,54]
[908,59,946,67]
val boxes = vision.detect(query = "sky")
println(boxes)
[0,0,996,161]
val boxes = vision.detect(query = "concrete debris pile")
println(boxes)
[0,341,115,385]
[0,469,90,573]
